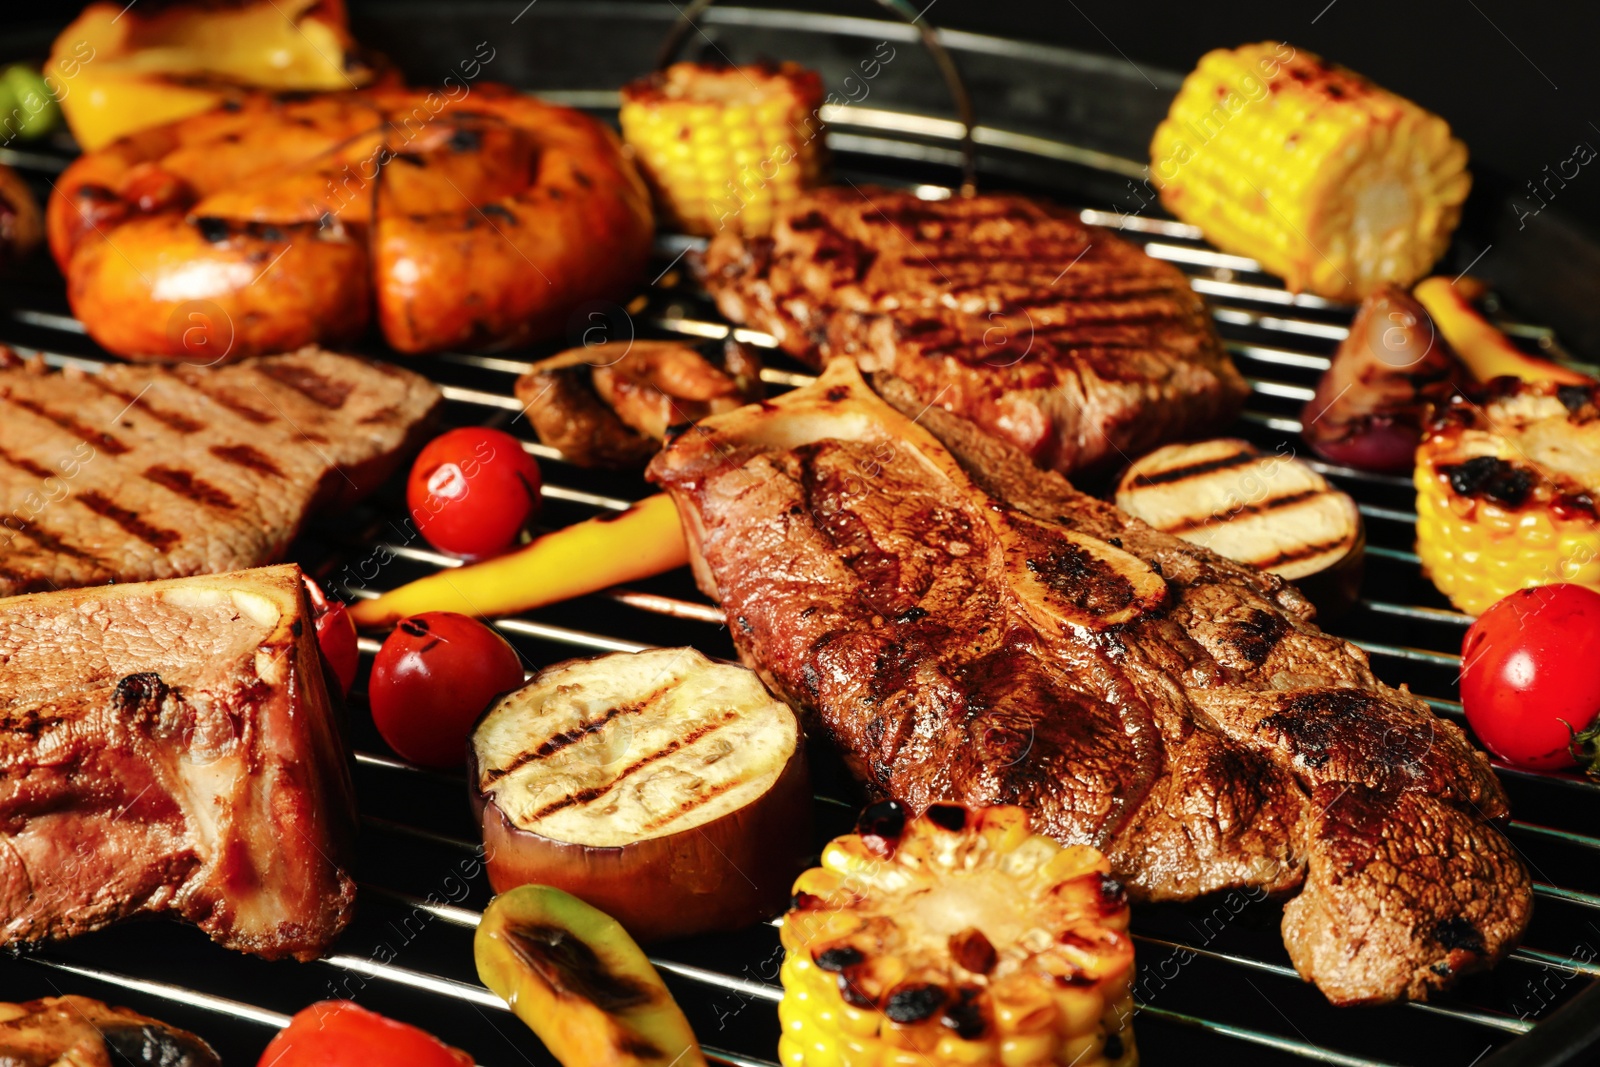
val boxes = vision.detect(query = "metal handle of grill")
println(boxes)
[653,0,979,195]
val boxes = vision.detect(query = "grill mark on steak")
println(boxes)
[702,187,1246,476]
[649,363,1531,1006]
[0,352,441,596]
[254,363,352,409]
[84,378,205,434]
[76,491,182,550]
[171,376,277,425]
[0,444,57,480]
[527,711,740,821]
[4,396,130,455]
[142,466,237,510]
[1,515,105,566]
[209,444,283,478]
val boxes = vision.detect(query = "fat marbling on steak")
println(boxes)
[648,360,1531,1005]
[699,186,1248,476]
[0,346,440,595]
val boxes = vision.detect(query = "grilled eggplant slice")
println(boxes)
[0,995,220,1066]
[1301,285,1468,472]
[1116,439,1364,617]
[477,885,707,1067]
[470,647,810,942]
[515,340,762,468]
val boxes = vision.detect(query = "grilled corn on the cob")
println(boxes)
[1416,381,1600,615]
[779,801,1137,1067]
[1150,42,1469,302]
[621,62,826,237]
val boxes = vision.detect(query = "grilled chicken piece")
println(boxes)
[47,85,653,359]
[700,186,1247,476]
[0,565,356,959]
[0,347,440,596]
[648,360,1531,1005]
[514,340,762,468]
[0,995,220,1066]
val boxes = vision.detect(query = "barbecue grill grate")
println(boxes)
[1,11,1598,1066]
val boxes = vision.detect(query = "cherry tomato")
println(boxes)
[258,1001,471,1066]
[1460,583,1600,770]
[369,612,525,768]
[302,576,358,697]
[408,428,542,559]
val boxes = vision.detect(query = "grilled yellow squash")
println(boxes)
[779,802,1137,1067]
[1151,42,1469,301]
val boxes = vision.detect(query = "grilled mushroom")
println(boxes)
[0,996,220,1067]
[515,339,763,468]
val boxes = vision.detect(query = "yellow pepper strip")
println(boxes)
[1414,276,1592,386]
[349,493,688,629]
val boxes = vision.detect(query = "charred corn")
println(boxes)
[1151,42,1469,302]
[778,802,1137,1067]
[621,62,826,237]
[1416,381,1600,615]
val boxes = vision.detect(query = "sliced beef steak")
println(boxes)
[0,346,441,595]
[648,360,1531,1005]
[700,186,1248,476]
[0,564,356,959]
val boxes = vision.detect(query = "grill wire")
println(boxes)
[1,114,1598,1067]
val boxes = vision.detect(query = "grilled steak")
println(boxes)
[648,361,1531,1005]
[0,347,440,595]
[700,186,1248,476]
[0,564,356,959]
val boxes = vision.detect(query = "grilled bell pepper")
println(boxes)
[780,801,1137,1067]
[1414,276,1593,386]
[1151,42,1469,302]
[476,884,708,1067]
[1415,381,1600,615]
[621,62,826,236]
[50,0,382,151]
[348,493,688,628]
[258,1001,472,1066]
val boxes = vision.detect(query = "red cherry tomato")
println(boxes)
[1460,583,1600,770]
[408,428,542,559]
[302,577,358,697]
[368,612,525,768]
[258,1001,471,1066]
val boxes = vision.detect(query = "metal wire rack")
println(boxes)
[2,12,1599,1067]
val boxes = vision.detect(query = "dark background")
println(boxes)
[683,0,1600,224]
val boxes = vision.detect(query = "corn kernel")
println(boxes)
[620,61,827,237]
[776,804,1137,1066]
[1151,42,1469,301]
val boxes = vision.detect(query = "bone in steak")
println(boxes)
[0,346,441,595]
[700,186,1248,476]
[0,564,356,960]
[648,360,1531,1005]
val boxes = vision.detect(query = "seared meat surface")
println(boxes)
[700,187,1247,475]
[649,361,1530,1005]
[0,565,357,960]
[0,347,440,595]
[0,996,219,1066]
